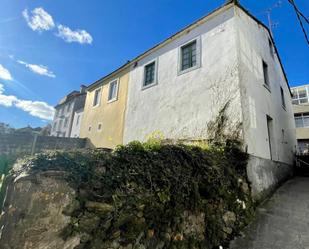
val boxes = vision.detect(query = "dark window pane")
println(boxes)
[144,62,155,86]
[181,40,197,71]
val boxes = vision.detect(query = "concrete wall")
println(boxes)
[235,7,296,165]
[0,133,87,155]
[247,155,293,201]
[80,69,129,148]
[124,6,243,143]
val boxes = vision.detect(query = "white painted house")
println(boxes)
[70,108,84,138]
[122,2,296,199]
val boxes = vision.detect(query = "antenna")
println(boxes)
[264,1,282,38]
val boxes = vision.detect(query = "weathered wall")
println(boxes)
[0,170,80,249]
[70,109,84,138]
[235,7,296,165]
[80,69,129,148]
[0,133,87,155]
[247,155,293,201]
[124,6,243,143]
[51,93,86,138]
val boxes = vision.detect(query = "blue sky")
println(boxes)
[0,0,308,128]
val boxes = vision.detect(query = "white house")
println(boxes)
[51,86,86,138]
[122,2,296,199]
[70,108,84,138]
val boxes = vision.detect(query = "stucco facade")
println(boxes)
[70,109,84,138]
[123,4,296,166]
[124,5,242,143]
[235,7,296,164]
[51,88,86,138]
[79,69,129,148]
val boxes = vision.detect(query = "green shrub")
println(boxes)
[15,140,254,249]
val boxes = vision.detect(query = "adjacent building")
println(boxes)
[80,2,296,165]
[51,86,86,137]
[79,68,130,148]
[78,1,297,198]
[291,84,309,154]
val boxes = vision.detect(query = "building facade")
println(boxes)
[79,1,296,199]
[123,3,296,164]
[291,85,309,154]
[79,68,129,148]
[50,86,86,137]
[70,108,84,138]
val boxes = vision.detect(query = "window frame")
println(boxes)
[93,87,102,107]
[280,87,286,109]
[107,79,119,103]
[262,60,270,90]
[178,37,201,75]
[142,59,158,90]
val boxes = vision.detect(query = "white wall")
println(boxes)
[124,7,243,143]
[51,100,75,137]
[70,110,83,138]
[235,7,296,164]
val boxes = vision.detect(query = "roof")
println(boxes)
[87,0,291,95]
[55,91,86,108]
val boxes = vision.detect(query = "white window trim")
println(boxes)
[107,78,119,103]
[178,36,201,75]
[93,87,102,108]
[142,58,158,90]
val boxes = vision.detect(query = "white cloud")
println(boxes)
[15,100,55,120]
[22,7,55,32]
[57,24,93,44]
[0,64,13,81]
[0,83,54,120]
[18,60,55,78]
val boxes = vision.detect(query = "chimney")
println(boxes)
[80,85,87,93]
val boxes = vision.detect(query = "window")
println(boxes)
[268,38,274,58]
[292,86,309,105]
[76,115,80,126]
[58,120,63,130]
[53,122,57,131]
[108,80,119,102]
[93,88,101,106]
[98,123,102,131]
[181,40,197,71]
[280,87,286,108]
[262,60,270,88]
[294,113,309,128]
[88,126,92,132]
[143,61,156,87]
[64,117,68,128]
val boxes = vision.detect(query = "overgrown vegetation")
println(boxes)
[13,138,255,249]
[0,154,18,207]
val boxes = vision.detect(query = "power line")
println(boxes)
[288,0,309,45]
[288,0,309,24]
